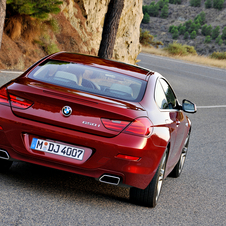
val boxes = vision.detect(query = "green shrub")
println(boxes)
[142,13,150,24]
[164,42,197,56]
[190,31,197,39]
[171,27,178,34]
[179,25,186,35]
[172,29,179,39]
[161,4,169,18]
[6,0,63,19]
[185,19,193,32]
[184,31,189,39]
[222,27,226,40]
[157,0,165,9]
[205,0,212,8]
[202,24,212,36]
[213,0,224,10]
[148,4,159,17]
[189,22,200,33]
[142,5,149,14]
[216,35,223,46]
[205,35,211,43]
[169,25,176,33]
[195,11,206,25]
[190,0,201,7]
[169,0,182,4]
[212,26,220,40]
[210,52,226,60]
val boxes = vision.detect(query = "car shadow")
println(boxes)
[1,161,130,205]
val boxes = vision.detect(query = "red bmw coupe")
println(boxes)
[0,52,196,207]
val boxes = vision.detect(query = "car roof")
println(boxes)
[49,52,151,81]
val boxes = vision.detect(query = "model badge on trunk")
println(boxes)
[62,106,72,117]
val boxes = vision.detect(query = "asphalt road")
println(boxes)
[0,54,226,225]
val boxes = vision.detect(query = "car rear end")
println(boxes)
[0,53,167,189]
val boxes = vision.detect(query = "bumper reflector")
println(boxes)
[116,154,140,161]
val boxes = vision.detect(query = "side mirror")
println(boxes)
[182,99,197,113]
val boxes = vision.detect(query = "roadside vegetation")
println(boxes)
[140,29,226,69]
[4,0,63,54]
[142,0,225,24]
[168,11,226,45]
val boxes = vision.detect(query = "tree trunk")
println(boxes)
[0,0,6,49]
[98,0,124,59]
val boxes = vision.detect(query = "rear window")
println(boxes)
[28,60,147,102]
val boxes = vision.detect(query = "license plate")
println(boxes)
[30,138,85,161]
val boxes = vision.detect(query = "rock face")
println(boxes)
[0,0,143,69]
[61,0,143,64]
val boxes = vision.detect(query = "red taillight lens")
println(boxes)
[101,119,130,132]
[0,87,33,109]
[124,118,153,136]
[9,94,33,109]
[102,117,153,137]
[0,87,10,106]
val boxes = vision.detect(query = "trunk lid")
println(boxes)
[7,78,147,137]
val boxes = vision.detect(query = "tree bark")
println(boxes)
[98,0,124,59]
[0,0,6,49]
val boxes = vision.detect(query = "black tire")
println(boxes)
[0,159,13,172]
[130,149,167,207]
[170,131,190,178]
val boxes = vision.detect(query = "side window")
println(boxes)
[155,79,169,109]
[159,79,177,109]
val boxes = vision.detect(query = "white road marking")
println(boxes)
[197,105,226,109]
[0,70,23,74]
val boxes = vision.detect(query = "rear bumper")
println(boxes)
[0,105,167,189]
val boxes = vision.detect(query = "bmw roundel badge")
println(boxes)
[62,106,72,117]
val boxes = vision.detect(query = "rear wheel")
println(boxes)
[0,159,13,172]
[170,131,190,178]
[130,149,167,207]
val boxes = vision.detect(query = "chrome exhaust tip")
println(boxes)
[0,149,10,160]
[99,174,121,186]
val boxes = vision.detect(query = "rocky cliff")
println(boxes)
[0,0,143,70]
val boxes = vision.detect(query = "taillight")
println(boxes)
[9,94,33,109]
[102,117,153,137]
[101,119,130,132]
[0,87,10,106]
[124,118,153,136]
[0,87,33,109]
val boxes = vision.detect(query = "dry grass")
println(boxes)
[5,15,42,43]
[4,15,23,40]
[141,46,226,70]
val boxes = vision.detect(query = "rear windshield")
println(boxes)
[28,60,147,102]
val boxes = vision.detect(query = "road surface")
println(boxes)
[0,54,225,225]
